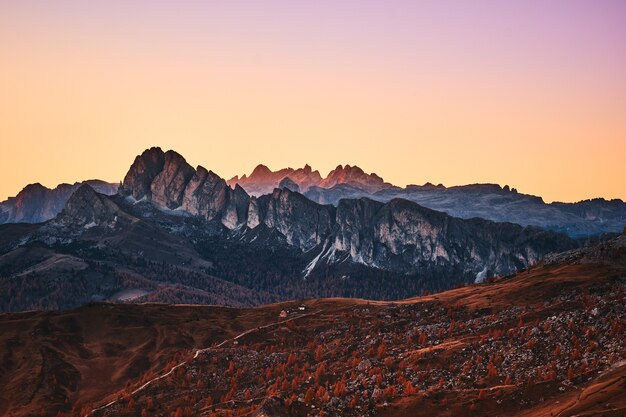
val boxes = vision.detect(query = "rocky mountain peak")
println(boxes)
[21,183,48,193]
[120,147,166,200]
[250,164,272,178]
[119,148,250,228]
[319,164,390,192]
[55,184,130,229]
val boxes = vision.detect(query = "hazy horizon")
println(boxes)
[1,1,625,203]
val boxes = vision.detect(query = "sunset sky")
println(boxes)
[1,0,625,203]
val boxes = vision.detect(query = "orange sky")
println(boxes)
[1,1,625,203]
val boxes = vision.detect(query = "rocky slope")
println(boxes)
[0,180,118,224]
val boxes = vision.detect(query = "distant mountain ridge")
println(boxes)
[0,180,118,224]
[228,163,625,237]
[227,163,390,196]
[1,150,624,237]
[322,183,625,238]
[227,164,323,196]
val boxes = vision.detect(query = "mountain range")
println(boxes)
[229,163,625,238]
[0,147,588,312]
[227,163,391,195]
[3,156,623,238]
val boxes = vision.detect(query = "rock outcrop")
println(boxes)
[119,148,249,228]
[150,151,195,209]
[252,188,335,251]
[182,166,230,220]
[54,184,133,229]
[285,164,323,192]
[119,147,166,201]
[328,197,576,277]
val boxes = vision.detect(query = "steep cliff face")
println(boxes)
[150,151,195,209]
[119,149,336,237]
[181,166,230,220]
[325,198,576,278]
[5,183,49,223]
[0,181,118,224]
[333,198,385,262]
[252,188,335,251]
[222,185,250,229]
[119,147,166,201]
[119,148,249,228]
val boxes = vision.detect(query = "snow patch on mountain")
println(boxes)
[474,266,488,283]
